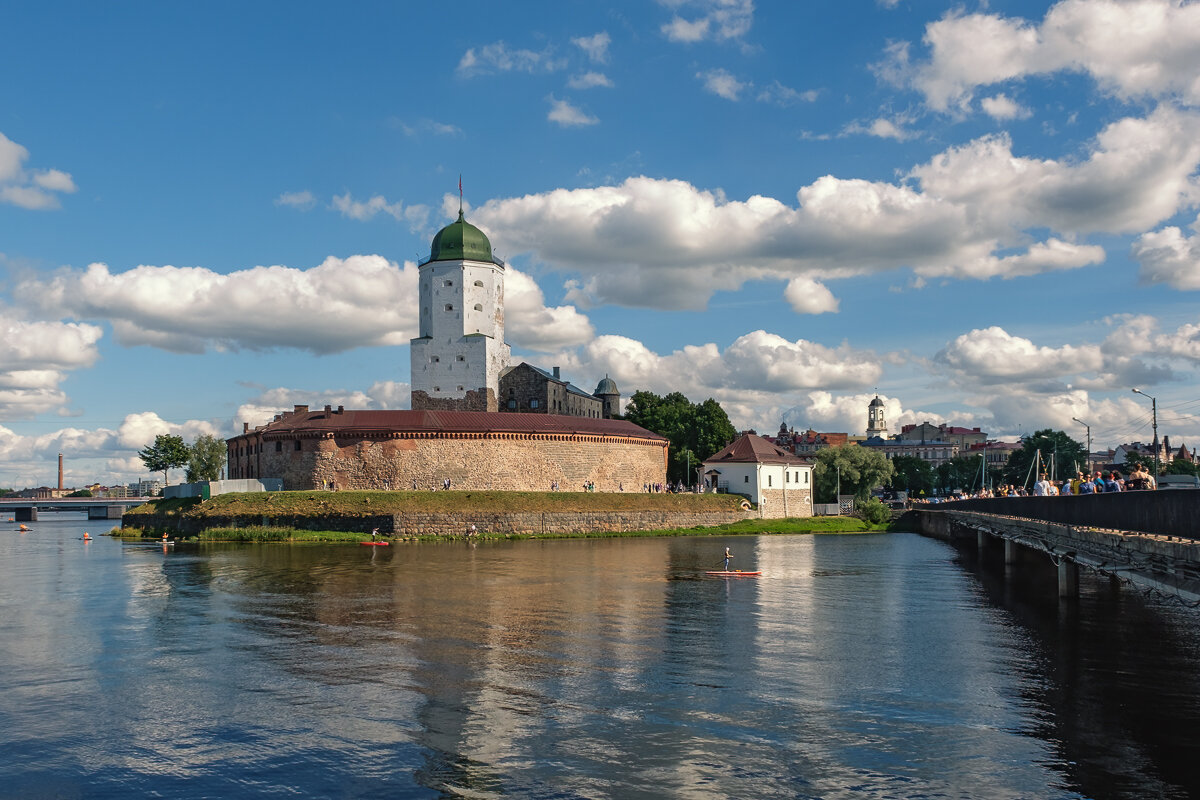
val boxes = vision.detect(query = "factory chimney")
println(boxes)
[58,453,64,491]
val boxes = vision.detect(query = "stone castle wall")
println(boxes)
[758,487,814,519]
[258,433,665,492]
[410,388,496,412]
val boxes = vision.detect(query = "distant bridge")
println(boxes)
[0,496,153,521]
[908,492,1200,601]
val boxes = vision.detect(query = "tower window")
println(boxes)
[445,304,453,311]
[443,279,454,287]
[530,399,539,409]
[473,303,483,312]
[457,386,464,391]
[275,441,282,452]
[507,399,516,409]
[456,355,465,362]
[430,356,440,363]
[474,280,484,287]
[295,440,302,451]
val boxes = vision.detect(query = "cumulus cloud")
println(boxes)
[471,109,1189,312]
[275,190,316,210]
[0,131,77,210]
[843,116,918,140]
[331,192,429,229]
[11,256,592,359]
[779,392,954,438]
[547,97,599,127]
[0,318,103,418]
[568,71,614,89]
[698,68,748,100]
[572,32,611,63]
[755,81,818,106]
[1106,314,1200,363]
[884,0,1200,112]
[1132,214,1200,289]
[783,277,839,314]
[457,42,566,76]
[661,0,754,43]
[980,93,1031,120]
[936,326,1104,383]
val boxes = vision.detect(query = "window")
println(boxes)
[445,304,454,312]
[768,475,773,487]
[474,280,484,287]
[430,356,440,363]
[786,471,790,483]
[473,303,483,312]
[456,355,465,362]
[443,279,454,287]
[744,475,749,483]
[457,386,464,391]
[275,441,282,452]
[530,399,539,408]
[804,472,809,485]
[295,440,302,451]
[433,386,441,392]
[507,399,517,409]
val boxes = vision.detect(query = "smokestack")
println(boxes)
[58,453,63,490]
[553,366,561,380]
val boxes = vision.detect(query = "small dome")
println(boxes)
[429,210,495,264]
[869,395,885,407]
[595,376,619,395]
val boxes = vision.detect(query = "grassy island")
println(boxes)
[119,490,889,542]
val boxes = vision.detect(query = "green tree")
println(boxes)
[1164,457,1200,476]
[813,444,894,502]
[889,455,934,496]
[186,433,228,482]
[66,489,93,497]
[138,434,190,486]
[1002,429,1086,487]
[623,390,737,484]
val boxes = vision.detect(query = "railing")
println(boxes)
[933,491,1200,541]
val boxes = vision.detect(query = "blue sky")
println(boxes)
[3,0,1200,488]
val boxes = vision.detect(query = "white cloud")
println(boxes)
[661,0,754,43]
[843,116,917,140]
[568,71,614,90]
[547,97,599,127]
[457,42,566,76]
[935,326,1104,383]
[783,277,839,314]
[0,318,103,418]
[980,93,1031,120]
[572,32,611,63]
[755,81,818,105]
[1132,214,1200,289]
[887,0,1200,112]
[275,190,316,210]
[331,192,429,229]
[504,268,595,351]
[0,131,77,210]
[698,68,747,100]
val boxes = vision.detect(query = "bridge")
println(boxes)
[0,496,153,521]
[907,491,1200,601]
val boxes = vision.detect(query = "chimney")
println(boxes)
[324,404,332,413]
[553,366,561,380]
[294,404,308,414]
[337,405,344,413]
[243,422,250,433]
[58,453,63,491]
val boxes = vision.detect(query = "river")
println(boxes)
[2,513,1198,798]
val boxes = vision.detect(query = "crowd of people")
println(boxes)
[905,463,1159,503]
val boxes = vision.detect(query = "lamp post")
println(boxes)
[1072,417,1091,475]
[1131,389,1159,478]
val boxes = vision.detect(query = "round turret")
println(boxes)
[429,210,495,264]
[595,376,619,396]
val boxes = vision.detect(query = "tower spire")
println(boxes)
[458,174,463,218]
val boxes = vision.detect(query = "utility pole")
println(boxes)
[1132,389,1159,478]
[1072,417,1091,474]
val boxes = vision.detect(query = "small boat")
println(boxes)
[360,541,389,546]
[705,570,761,577]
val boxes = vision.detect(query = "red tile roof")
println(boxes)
[706,433,810,465]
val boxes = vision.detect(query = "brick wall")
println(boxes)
[758,487,814,518]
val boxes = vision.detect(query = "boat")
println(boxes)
[360,541,390,546]
[705,570,761,577]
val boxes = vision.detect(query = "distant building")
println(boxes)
[965,441,1020,471]
[498,363,618,418]
[899,422,987,451]
[768,423,848,461]
[703,433,813,519]
[859,435,959,467]
[866,395,888,438]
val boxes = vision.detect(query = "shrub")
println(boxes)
[855,497,891,525]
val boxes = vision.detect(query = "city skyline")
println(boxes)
[2,1,1199,487]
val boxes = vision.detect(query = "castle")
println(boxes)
[226,206,666,491]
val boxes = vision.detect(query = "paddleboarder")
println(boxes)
[723,547,732,571]
[371,528,379,541]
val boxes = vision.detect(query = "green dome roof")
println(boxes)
[429,210,494,264]
[595,376,619,395]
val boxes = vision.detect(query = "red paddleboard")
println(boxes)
[705,570,761,577]
[360,541,389,546]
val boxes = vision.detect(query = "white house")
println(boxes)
[703,433,814,519]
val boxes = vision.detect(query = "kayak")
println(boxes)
[360,541,389,546]
[705,570,761,577]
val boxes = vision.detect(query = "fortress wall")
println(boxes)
[257,434,666,492]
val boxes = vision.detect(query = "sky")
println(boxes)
[2,0,1200,489]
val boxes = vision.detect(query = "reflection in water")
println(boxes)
[1,515,1199,798]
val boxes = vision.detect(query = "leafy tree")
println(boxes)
[855,496,891,525]
[186,434,228,482]
[623,390,737,484]
[1001,429,1086,487]
[138,434,190,486]
[66,489,93,497]
[813,444,894,502]
[889,455,935,496]
[1164,457,1200,476]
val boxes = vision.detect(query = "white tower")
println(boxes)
[410,209,511,412]
[867,394,888,438]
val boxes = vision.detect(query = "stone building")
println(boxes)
[702,433,813,519]
[227,405,667,492]
[899,422,987,451]
[498,363,620,418]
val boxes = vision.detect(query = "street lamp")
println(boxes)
[1131,389,1159,478]
[1072,417,1091,474]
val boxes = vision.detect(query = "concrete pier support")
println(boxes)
[14,507,38,522]
[1058,560,1079,598]
[1004,539,1018,566]
[977,530,988,550]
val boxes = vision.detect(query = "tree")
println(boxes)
[1164,457,1200,476]
[186,434,228,482]
[1002,429,1086,487]
[66,489,93,497]
[623,390,737,484]
[813,444,894,502]
[138,434,190,486]
[889,455,934,496]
